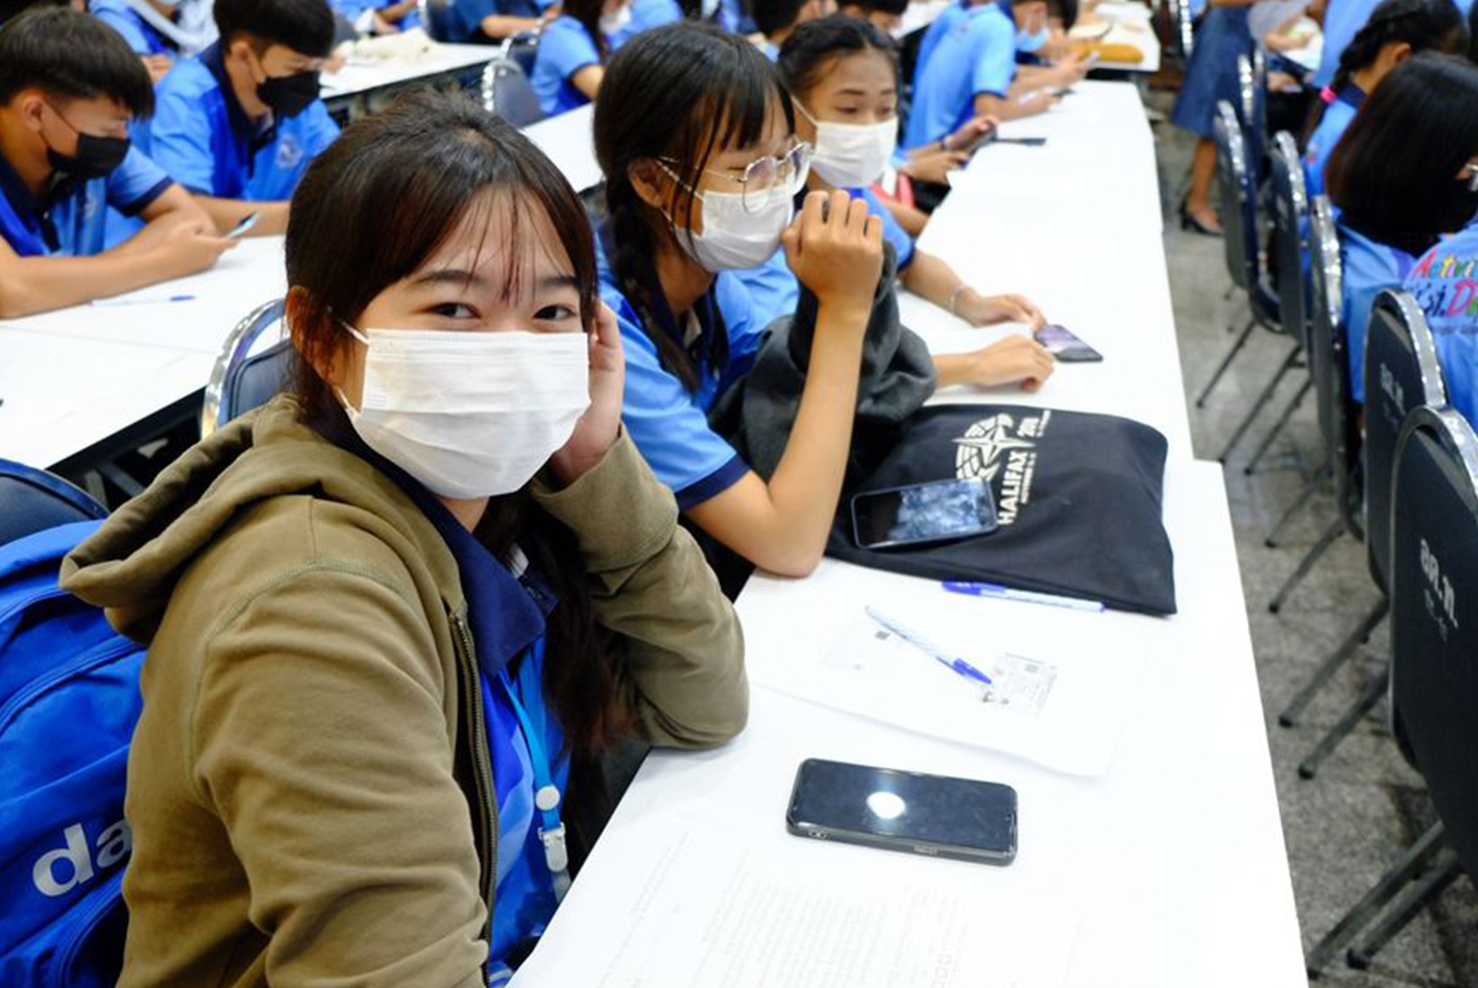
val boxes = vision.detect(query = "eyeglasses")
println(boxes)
[659,141,814,214]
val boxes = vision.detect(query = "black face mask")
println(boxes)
[47,131,130,181]
[257,70,321,119]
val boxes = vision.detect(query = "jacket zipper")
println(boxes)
[450,612,498,953]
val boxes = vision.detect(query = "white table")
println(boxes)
[522,104,601,193]
[321,42,499,115]
[898,0,1162,75]
[517,80,1307,988]
[0,237,286,469]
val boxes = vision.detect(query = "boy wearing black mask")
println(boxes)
[149,0,339,237]
[0,7,232,317]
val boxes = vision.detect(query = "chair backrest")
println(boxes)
[0,460,107,546]
[1389,405,1478,881]
[482,41,544,127]
[201,298,292,435]
[1269,130,1310,351]
[1244,48,1268,181]
[1364,289,1449,594]
[1174,0,1195,61]
[1307,194,1364,538]
[1213,100,1258,296]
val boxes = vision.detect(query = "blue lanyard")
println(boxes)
[497,640,571,900]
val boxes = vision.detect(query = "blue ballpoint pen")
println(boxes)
[943,580,1105,613]
[864,606,993,688]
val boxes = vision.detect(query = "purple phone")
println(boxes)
[1034,324,1103,362]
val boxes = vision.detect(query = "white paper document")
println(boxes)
[509,819,1076,988]
[750,605,1145,777]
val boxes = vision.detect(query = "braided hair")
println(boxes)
[594,22,793,390]
[1309,0,1466,135]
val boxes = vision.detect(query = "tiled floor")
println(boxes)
[1151,98,1478,987]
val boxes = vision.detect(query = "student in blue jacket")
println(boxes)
[904,0,1089,149]
[595,22,888,578]
[737,15,1053,390]
[1303,0,1465,196]
[1325,54,1478,405]
[92,0,181,83]
[0,8,233,316]
[530,0,632,116]
[149,0,340,237]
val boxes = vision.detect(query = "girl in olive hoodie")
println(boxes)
[61,89,747,988]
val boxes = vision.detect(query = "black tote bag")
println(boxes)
[828,404,1177,616]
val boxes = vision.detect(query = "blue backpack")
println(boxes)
[0,520,145,988]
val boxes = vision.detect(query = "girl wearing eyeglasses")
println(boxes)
[1325,53,1478,408]
[740,15,1053,391]
[595,21,885,582]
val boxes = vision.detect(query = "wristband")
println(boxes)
[948,283,971,316]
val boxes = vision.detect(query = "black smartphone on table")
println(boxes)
[1034,323,1104,362]
[786,758,1019,866]
[850,477,998,551]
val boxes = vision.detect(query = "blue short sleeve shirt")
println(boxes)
[530,16,603,117]
[1340,222,1417,404]
[905,2,1015,149]
[148,43,340,202]
[92,0,176,55]
[1404,221,1478,427]
[914,0,969,86]
[1303,86,1361,197]
[0,145,171,257]
[602,267,765,507]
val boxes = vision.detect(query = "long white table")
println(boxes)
[321,41,499,116]
[513,81,1306,987]
[0,237,285,469]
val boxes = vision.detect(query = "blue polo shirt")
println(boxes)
[147,43,339,202]
[600,255,765,508]
[631,0,682,32]
[0,145,171,257]
[1404,221,1478,427]
[530,16,606,117]
[317,411,569,985]
[1340,222,1417,404]
[905,0,1015,148]
[732,186,915,329]
[1303,85,1362,197]
[92,0,176,55]
[915,0,969,82]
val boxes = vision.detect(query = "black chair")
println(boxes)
[1305,405,1478,975]
[1237,48,1269,184]
[0,459,108,546]
[482,34,545,126]
[1196,100,1281,411]
[1226,130,1312,471]
[201,298,292,435]
[1289,289,1448,777]
[1267,194,1361,616]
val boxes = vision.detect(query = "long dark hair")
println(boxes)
[594,22,792,390]
[1307,0,1465,135]
[778,13,897,99]
[565,0,611,59]
[284,89,630,757]
[1326,53,1478,257]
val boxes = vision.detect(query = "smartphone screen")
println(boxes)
[850,478,997,550]
[787,758,1018,864]
[1034,323,1104,362]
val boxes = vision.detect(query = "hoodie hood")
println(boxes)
[60,394,463,644]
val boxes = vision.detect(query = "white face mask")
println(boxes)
[658,161,804,272]
[600,4,632,36]
[337,324,591,500]
[797,102,897,189]
[701,0,720,18]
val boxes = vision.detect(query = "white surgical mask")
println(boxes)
[658,161,803,272]
[600,4,632,36]
[701,0,720,18]
[337,324,590,499]
[796,102,897,189]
